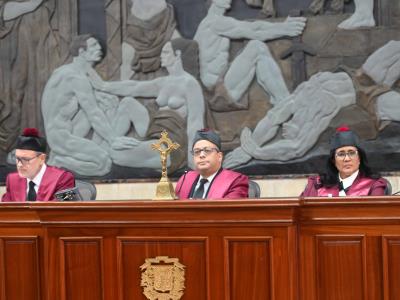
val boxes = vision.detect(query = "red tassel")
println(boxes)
[336,125,350,132]
[22,128,40,137]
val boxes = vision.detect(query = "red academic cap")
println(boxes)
[16,128,47,153]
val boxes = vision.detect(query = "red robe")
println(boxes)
[175,169,249,199]
[301,174,387,197]
[2,166,75,202]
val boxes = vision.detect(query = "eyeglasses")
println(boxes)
[335,150,358,160]
[15,154,41,166]
[191,147,219,157]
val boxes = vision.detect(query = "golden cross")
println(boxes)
[151,130,180,178]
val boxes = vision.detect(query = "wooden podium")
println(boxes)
[0,198,399,300]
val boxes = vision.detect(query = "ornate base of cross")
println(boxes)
[154,176,176,200]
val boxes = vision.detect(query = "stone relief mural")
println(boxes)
[224,71,357,167]
[246,0,375,30]
[121,0,179,80]
[0,0,62,152]
[0,0,399,180]
[194,1,306,107]
[309,0,375,29]
[42,35,161,176]
[225,40,400,168]
[90,40,205,172]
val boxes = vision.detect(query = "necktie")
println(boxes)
[27,181,37,201]
[338,181,349,193]
[193,178,208,199]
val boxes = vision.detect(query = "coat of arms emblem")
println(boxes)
[140,256,186,300]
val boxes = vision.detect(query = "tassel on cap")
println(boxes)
[22,128,40,137]
[330,125,359,150]
[16,128,47,153]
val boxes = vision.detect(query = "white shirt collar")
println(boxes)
[338,170,359,196]
[339,170,359,189]
[27,164,47,191]
[193,170,220,199]
[200,170,219,183]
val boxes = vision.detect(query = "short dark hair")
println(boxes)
[69,34,96,57]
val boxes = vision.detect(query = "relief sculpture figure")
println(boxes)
[42,35,160,176]
[121,0,180,80]
[1,0,42,22]
[92,41,205,170]
[224,39,400,168]
[308,0,375,29]
[362,40,400,124]
[224,72,357,167]
[0,0,58,153]
[194,0,306,108]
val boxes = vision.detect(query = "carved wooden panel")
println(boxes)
[59,237,104,300]
[0,237,40,300]
[225,237,272,300]
[315,235,366,300]
[1,199,400,300]
[117,237,207,300]
[382,236,400,300]
[365,235,384,300]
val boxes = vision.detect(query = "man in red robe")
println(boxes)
[175,129,248,199]
[2,128,75,202]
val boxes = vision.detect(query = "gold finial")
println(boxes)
[151,130,180,200]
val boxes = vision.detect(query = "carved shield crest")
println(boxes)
[140,256,185,300]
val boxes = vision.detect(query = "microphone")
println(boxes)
[176,170,189,196]
[55,187,83,201]
[392,190,400,196]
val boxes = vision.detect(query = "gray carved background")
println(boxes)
[0,0,399,182]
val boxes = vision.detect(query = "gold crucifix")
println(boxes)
[151,130,180,200]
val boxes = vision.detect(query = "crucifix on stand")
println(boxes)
[151,130,180,200]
